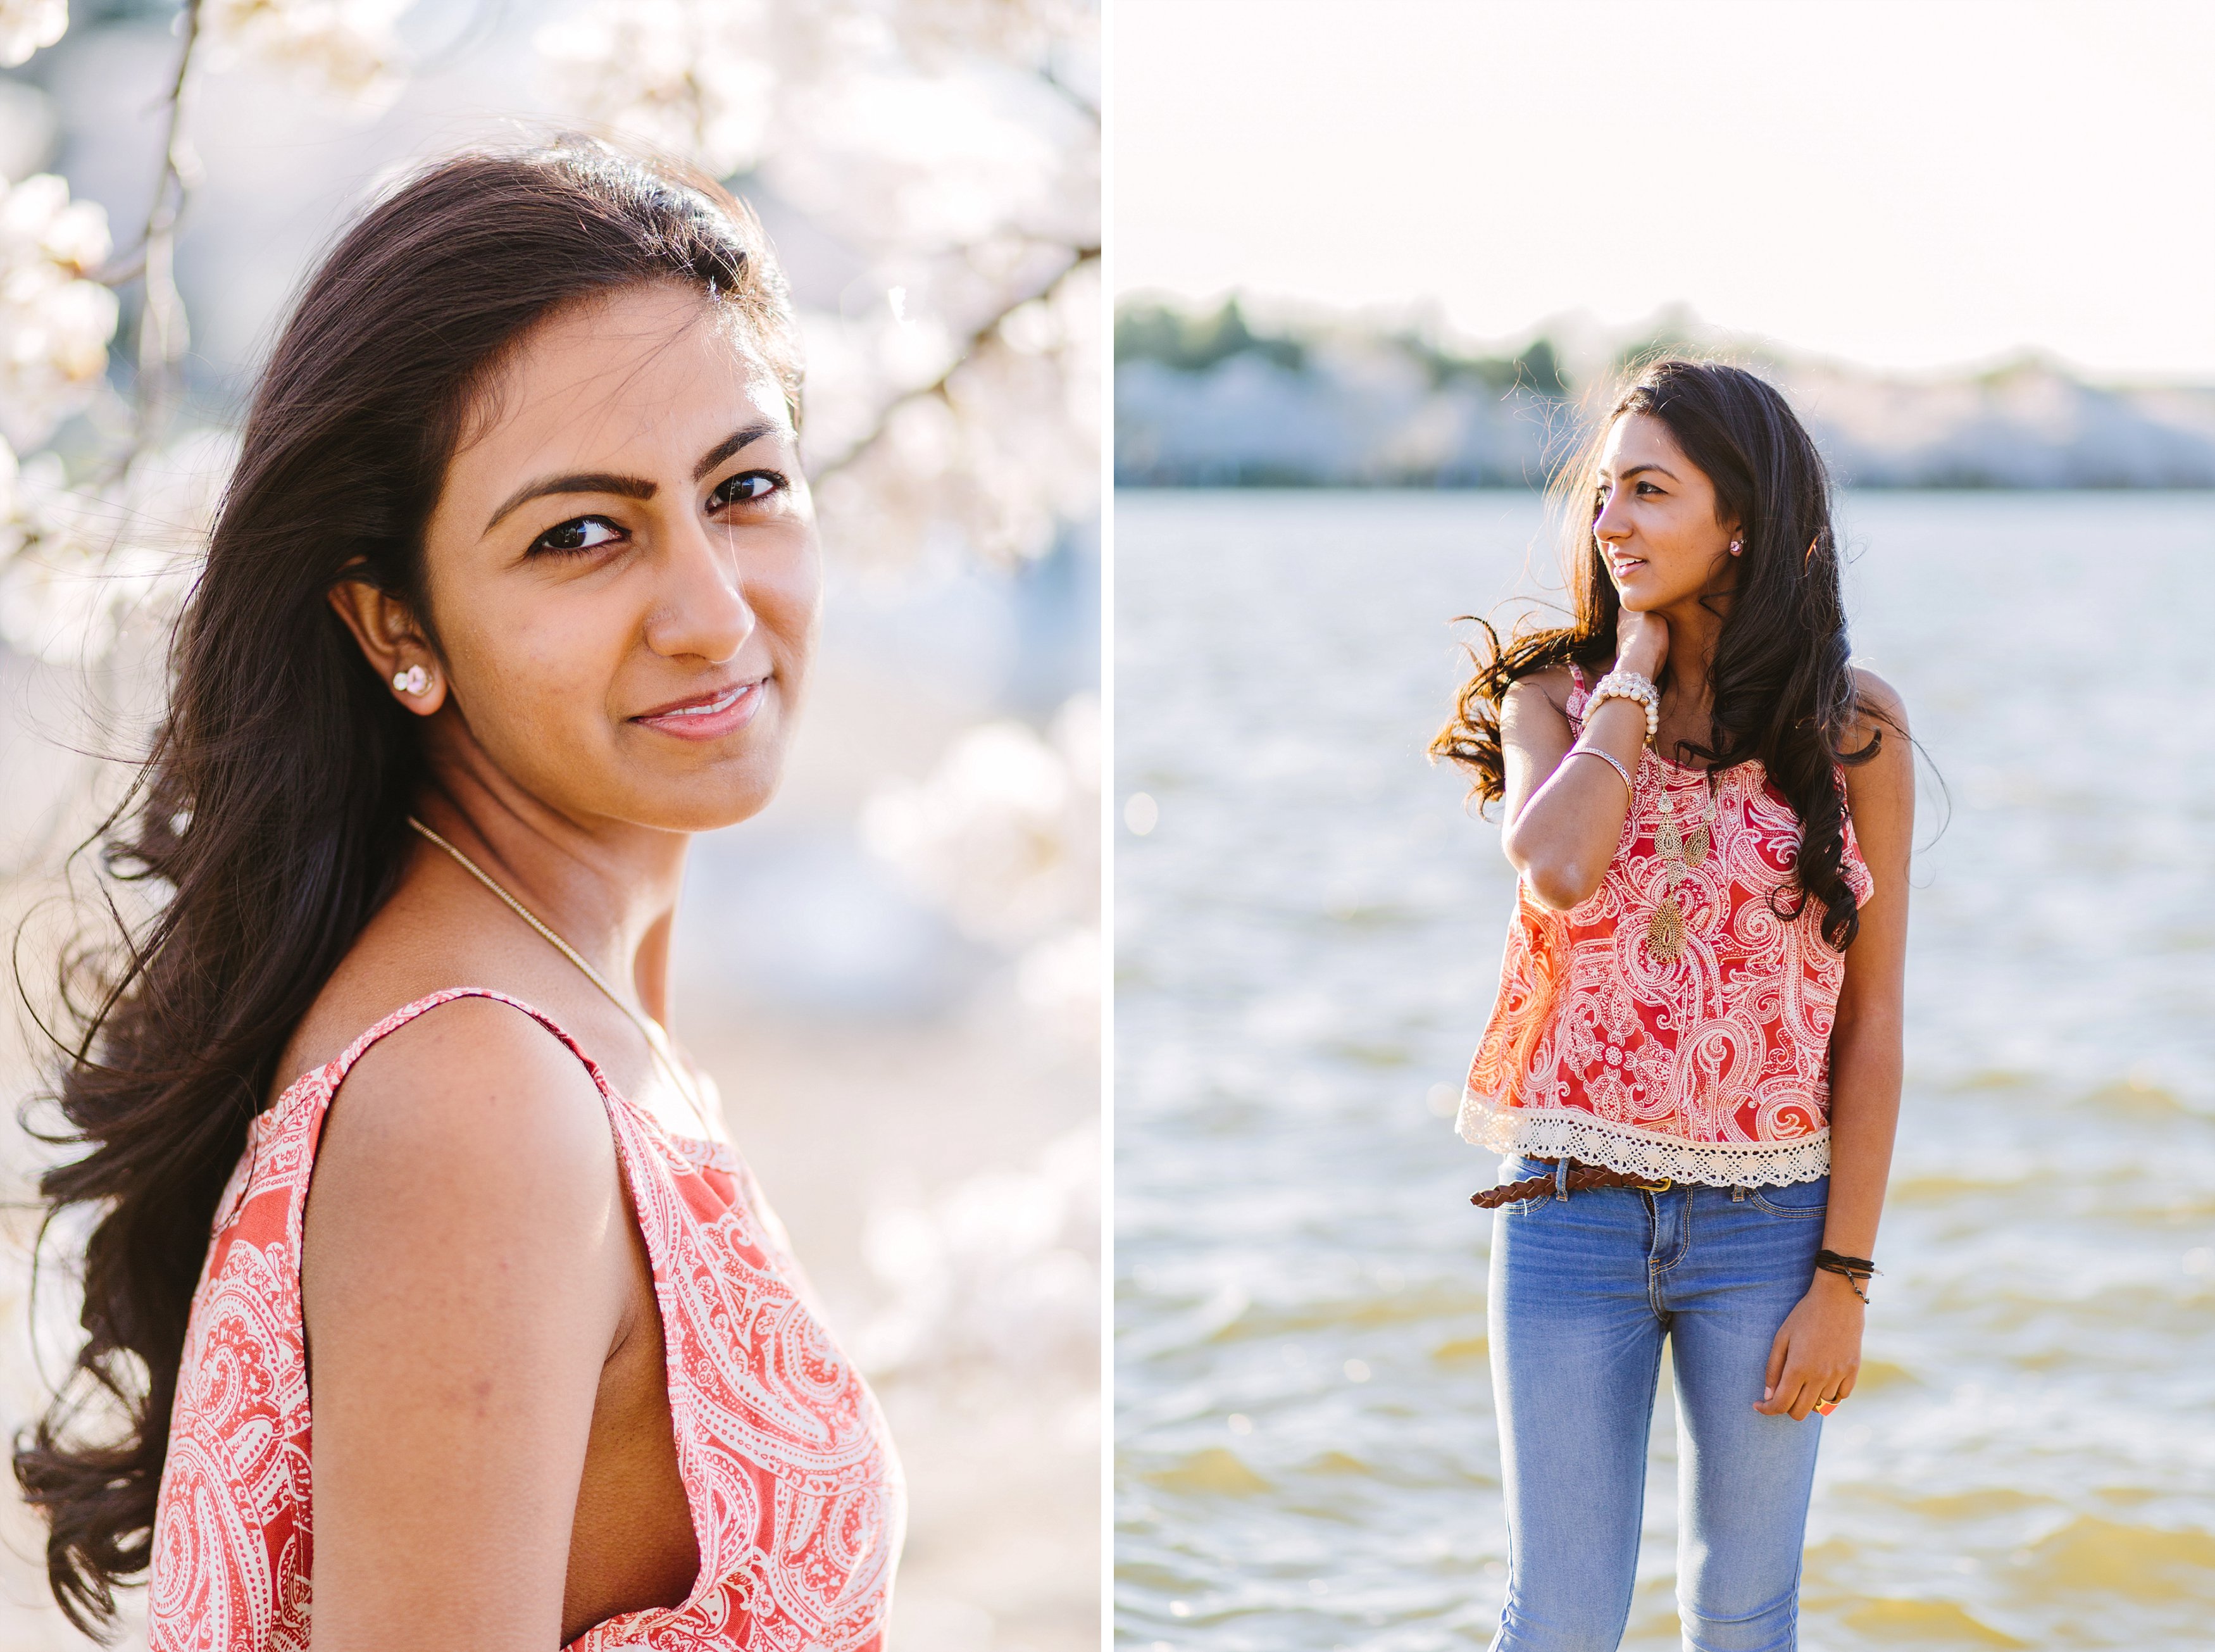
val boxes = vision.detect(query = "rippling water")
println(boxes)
[1113,490,2215,1651]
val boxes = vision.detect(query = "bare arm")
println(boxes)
[302,998,635,1651]
[1757,669,1913,1419]
[1818,674,1912,1276]
[1499,616,1667,909]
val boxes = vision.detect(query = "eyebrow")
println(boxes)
[691,421,777,482]
[482,422,782,534]
[1600,462,1679,484]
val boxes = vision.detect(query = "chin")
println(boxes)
[600,742,785,835]
[1619,579,1690,611]
[675,764,786,834]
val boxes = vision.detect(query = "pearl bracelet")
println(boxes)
[1587,670,1659,743]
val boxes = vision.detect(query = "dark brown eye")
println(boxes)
[529,516,622,554]
[713,470,785,507]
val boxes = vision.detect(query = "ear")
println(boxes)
[327,577,449,716]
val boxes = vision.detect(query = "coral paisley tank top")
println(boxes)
[1457,667,1873,1187]
[148,988,904,1651]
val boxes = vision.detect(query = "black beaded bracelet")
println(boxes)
[1814,1249,1879,1303]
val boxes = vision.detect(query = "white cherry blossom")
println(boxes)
[859,696,1097,949]
[534,0,802,179]
[0,429,232,664]
[535,0,1099,568]
[199,0,408,109]
[858,1119,1098,1384]
[0,171,117,449]
[0,0,64,68]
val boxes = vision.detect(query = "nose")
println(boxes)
[1594,490,1631,544]
[645,511,754,664]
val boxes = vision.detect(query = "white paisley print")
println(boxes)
[1459,668,1873,1187]
[148,988,903,1652]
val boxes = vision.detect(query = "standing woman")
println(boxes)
[16,143,901,1650]
[1432,360,1912,1651]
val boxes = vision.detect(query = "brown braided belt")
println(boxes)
[1469,1156,1675,1209]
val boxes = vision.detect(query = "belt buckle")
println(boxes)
[1635,1177,1673,1193]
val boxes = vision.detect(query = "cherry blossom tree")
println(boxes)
[0,14,1097,1644]
[0,0,1100,983]
[1,1,1101,1444]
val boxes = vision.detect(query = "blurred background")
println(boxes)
[1114,4,2215,1651]
[0,2,1099,1649]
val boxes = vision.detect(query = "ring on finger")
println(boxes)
[1814,1399,1838,1416]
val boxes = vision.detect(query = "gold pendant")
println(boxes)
[1683,825,1710,867]
[1656,822,1682,858]
[1647,896,1686,961]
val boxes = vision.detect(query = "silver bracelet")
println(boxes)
[1568,744,1635,801]
[1587,670,1659,743]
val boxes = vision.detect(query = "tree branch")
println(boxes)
[811,243,1099,484]
[132,0,205,449]
[1038,59,1099,127]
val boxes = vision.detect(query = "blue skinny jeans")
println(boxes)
[1486,1159,1830,1652]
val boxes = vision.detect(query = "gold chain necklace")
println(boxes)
[1645,778,1715,963]
[406,816,715,1137]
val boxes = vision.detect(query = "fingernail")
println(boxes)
[1763,1387,1773,1401]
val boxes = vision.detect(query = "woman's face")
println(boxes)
[404,280,818,835]
[1591,411,1740,613]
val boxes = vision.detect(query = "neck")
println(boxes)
[410,769,688,1026]
[1654,594,1727,715]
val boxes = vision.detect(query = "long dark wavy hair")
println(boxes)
[13,138,801,1635]
[1431,358,1884,951]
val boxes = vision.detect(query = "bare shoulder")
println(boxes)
[1503,663,1578,724]
[307,994,620,1251]
[1840,666,1914,879]
[1844,666,1912,781]
[1850,665,1909,735]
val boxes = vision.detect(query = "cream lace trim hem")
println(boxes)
[1456,1092,1831,1187]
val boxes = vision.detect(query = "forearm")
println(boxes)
[1820,1015,1902,1262]
[1502,696,1647,904]
[1757,1013,1899,1415]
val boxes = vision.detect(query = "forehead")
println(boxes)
[1598,411,1690,475]
[452,282,790,482]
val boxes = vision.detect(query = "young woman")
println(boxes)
[16,144,901,1651]
[1432,360,1912,1651]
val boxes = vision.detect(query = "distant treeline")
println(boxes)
[1116,299,1570,398]
[1114,297,2215,490]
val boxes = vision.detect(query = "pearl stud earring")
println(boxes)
[392,664,429,695]
[1728,540,1743,556]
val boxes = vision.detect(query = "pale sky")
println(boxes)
[1112,0,2215,380]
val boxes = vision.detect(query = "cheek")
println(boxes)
[754,544,823,666]
[1656,506,1718,566]
[463,590,635,724]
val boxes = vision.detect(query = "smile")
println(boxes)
[632,678,766,740]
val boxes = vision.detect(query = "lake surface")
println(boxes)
[1113,490,2215,1651]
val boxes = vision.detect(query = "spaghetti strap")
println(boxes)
[323,986,617,1099]
[228,988,621,1241]
[245,987,618,1263]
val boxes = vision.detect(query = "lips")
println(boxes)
[1610,555,1648,580]
[631,677,766,740]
